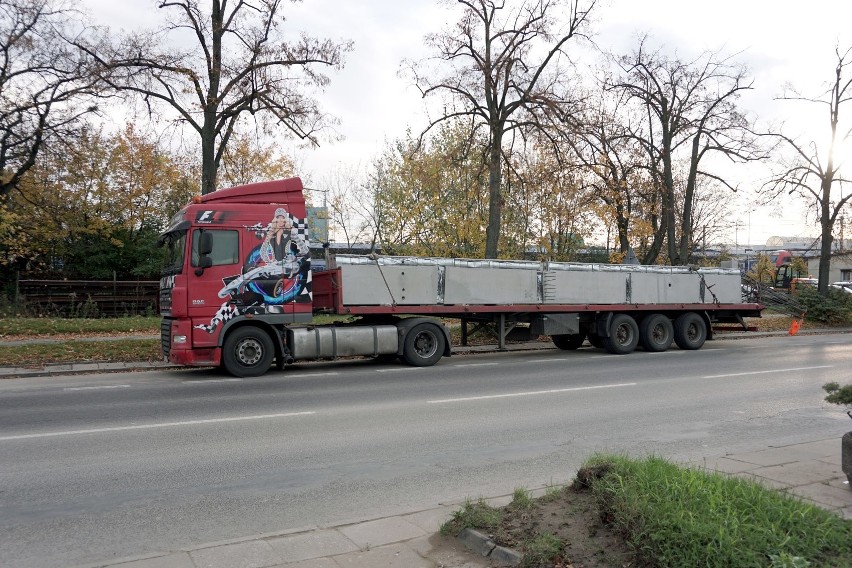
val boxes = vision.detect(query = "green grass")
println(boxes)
[521,533,564,568]
[0,340,161,366]
[0,316,161,336]
[439,498,502,536]
[511,487,534,509]
[581,454,852,568]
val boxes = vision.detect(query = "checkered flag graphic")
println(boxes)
[291,216,309,240]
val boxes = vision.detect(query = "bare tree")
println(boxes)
[0,0,100,196]
[614,37,767,265]
[77,0,351,194]
[405,0,595,258]
[573,92,654,258]
[316,164,373,251]
[763,46,852,294]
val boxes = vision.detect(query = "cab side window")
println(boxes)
[191,229,239,266]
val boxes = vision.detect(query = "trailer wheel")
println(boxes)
[639,314,674,352]
[587,333,605,349]
[222,326,274,377]
[673,312,706,350]
[552,333,586,350]
[402,323,445,367]
[603,314,639,355]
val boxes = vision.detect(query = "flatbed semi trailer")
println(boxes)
[157,177,763,377]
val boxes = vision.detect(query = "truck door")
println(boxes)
[188,227,242,341]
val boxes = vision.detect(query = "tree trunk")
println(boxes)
[200,0,223,196]
[642,217,666,265]
[615,202,630,253]
[484,128,503,258]
[660,131,678,264]
[818,177,834,294]
[201,125,217,195]
[677,135,701,265]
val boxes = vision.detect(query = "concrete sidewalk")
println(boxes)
[70,438,851,568]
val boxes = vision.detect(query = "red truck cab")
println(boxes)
[158,178,313,374]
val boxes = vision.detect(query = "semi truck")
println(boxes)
[158,177,764,377]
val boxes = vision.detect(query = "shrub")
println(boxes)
[823,382,852,415]
[795,286,852,325]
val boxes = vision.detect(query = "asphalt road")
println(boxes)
[1,333,850,567]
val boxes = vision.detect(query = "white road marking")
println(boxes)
[182,379,242,384]
[527,358,569,363]
[376,368,424,373]
[703,365,833,379]
[64,385,131,391]
[284,372,339,378]
[0,412,316,442]
[452,363,500,368]
[428,383,637,404]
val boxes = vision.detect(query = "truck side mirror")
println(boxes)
[199,231,213,255]
[194,256,213,276]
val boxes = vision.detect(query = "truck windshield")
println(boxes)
[161,230,188,276]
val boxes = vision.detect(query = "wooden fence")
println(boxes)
[16,280,159,317]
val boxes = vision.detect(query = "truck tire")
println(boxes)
[222,326,274,377]
[603,314,639,355]
[552,333,586,350]
[639,314,674,352]
[402,322,445,367]
[673,312,706,350]
[587,333,604,349]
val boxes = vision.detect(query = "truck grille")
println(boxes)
[161,318,173,359]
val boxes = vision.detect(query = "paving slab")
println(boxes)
[337,517,425,548]
[726,440,837,467]
[406,534,491,568]
[107,553,195,568]
[401,506,455,533]
[785,481,852,509]
[267,530,360,563]
[189,540,283,568]
[751,460,845,486]
[272,558,337,568]
[329,542,432,567]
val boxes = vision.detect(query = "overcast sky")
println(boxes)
[81,0,852,248]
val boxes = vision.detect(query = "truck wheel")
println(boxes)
[639,314,674,352]
[673,312,706,350]
[587,333,604,349]
[402,323,445,367]
[603,314,639,355]
[552,333,586,350]
[222,327,274,377]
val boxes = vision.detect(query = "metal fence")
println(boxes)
[16,280,159,317]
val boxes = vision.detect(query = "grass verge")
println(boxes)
[0,340,161,367]
[579,454,852,568]
[0,316,161,337]
[442,455,852,568]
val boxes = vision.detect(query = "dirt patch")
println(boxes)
[448,476,635,568]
